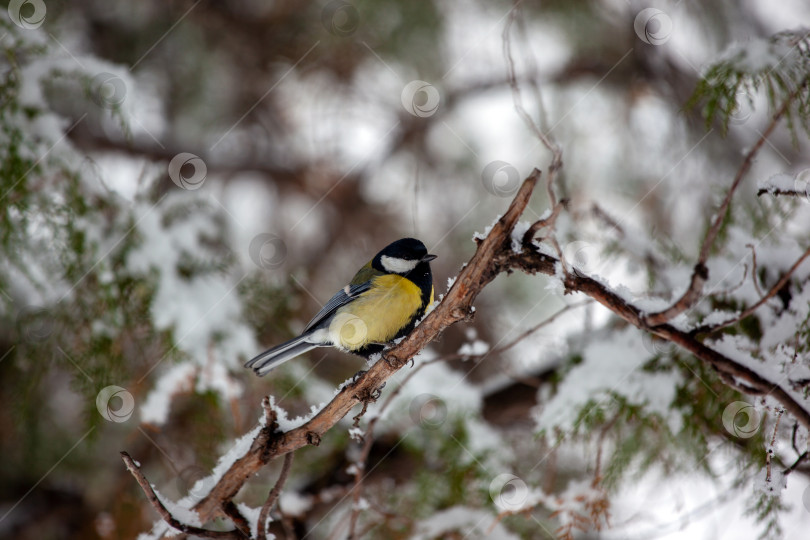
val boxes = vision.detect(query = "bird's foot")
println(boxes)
[351,370,367,384]
[383,354,401,369]
[354,382,385,404]
[383,354,414,369]
[370,382,386,400]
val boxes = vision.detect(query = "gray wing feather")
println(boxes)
[245,337,322,376]
[303,282,372,331]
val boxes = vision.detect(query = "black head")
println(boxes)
[371,238,437,275]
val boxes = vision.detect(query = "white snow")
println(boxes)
[153,488,203,528]
[234,503,261,539]
[758,172,800,195]
[136,423,266,539]
[510,220,532,253]
[699,309,741,327]
[278,491,312,517]
[126,194,257,370]
[140,363,196,425]
[472,214,503,241]
[457,339,490,357]
[716,31,807,73]
[535,327,683,436]
[370,360,482,429]
[412,506,520,540]
[264,395,327,432]
[754,467,787,499]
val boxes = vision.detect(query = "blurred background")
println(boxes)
[1,0,810,538]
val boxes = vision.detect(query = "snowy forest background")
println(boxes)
[2,0,810,538]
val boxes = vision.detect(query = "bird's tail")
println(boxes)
[244,335,322,376]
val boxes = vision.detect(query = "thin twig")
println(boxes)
[791,422,800,455]
[645,93,798,327]
[438,301,591,366]
[347,418,377,539]
[765,408,784,483]
[594,411,622,480]
[503,4,561,175]
[222,502,251,537]
[783,451,808,475]
[706,262,749,298]
[504,2,565,264]
[521,199,568,246]
[120,452,243,539]
[694,246,810,334]
[257,452,294,540]
[489,300,592,358]
[347,356,444,537]
[747,244,764,297]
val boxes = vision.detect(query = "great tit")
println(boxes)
[245,238,436,376]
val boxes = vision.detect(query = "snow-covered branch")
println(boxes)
[500,249,810,429]
[123,160,810,536]
[121,452,242,539]
[123,169,544,534]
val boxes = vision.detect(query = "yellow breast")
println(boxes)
[329,274,423,350]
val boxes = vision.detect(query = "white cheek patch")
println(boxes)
[381,255,419,273]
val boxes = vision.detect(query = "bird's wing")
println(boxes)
[303,281,373,332]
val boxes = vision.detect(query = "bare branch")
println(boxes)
[120,452,244,539]
[521,199,569,246]
[503,2,565,264]
[257,452,294,540]
[503,4,562,190]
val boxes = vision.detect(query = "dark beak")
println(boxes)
[422,254,437,262]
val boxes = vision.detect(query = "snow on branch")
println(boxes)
[499,247,810,429]
[121,452,241,539]
[123,169,543,533]
[757,170,810,198]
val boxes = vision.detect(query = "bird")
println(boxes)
[245,238,436,376]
